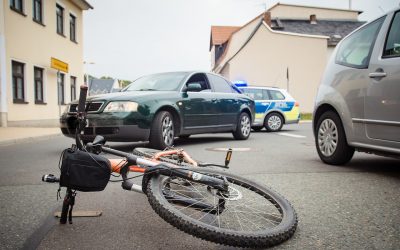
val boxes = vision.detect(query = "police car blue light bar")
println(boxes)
[233,80,248,87]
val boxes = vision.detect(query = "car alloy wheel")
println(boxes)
[315,111,354,165]
[268,115,282,130]
[241,115,251,137]
[162,115,174,146]
[317,119,338,157]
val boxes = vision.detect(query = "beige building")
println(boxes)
[211,3,364,112]
[0,0,92,127]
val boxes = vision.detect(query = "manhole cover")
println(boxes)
[206,147,253,152]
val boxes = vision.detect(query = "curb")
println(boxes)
[0,133,62,146]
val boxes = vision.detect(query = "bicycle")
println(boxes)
[42,85,298,248]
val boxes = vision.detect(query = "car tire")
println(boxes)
[149,111,175,150]
[315,111,354,165]
[232,112,251,140]
[265,113,284,132]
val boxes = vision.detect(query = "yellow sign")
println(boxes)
[51,57,68,73]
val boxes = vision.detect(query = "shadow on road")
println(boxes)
[327,157,400,178]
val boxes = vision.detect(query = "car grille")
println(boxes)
[69,102,104,113]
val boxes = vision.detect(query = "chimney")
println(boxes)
[264,11,272,27]
[310,14,317,24]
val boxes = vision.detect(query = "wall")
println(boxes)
[270,4,359,20]
[4,0,84,126]
[214,17,261,72]
[227,24,328,113]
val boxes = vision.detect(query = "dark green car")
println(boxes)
[60,71,255,149]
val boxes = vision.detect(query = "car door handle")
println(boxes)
[369,72,387,78]
[211,98,217,102]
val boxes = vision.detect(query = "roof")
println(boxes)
[89,79,118,95]
[210,26,240,50]
[70,0,93,10]
[271,19,365,46]
[268,2,363,14]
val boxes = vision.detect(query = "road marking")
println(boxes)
[277,132,306,138]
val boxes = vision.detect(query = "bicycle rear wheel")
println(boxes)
[146,168,297,248]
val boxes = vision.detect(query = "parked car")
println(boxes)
[60,71,255,149]
[313,7,400,165]
[238,85,300,132]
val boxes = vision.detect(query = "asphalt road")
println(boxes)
[1,123,400,249]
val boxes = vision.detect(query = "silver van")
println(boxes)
[313,7,400,165]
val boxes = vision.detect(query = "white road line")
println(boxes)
[276,132,306,138]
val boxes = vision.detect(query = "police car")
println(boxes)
[236,84,300,132]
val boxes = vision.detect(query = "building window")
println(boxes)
[34,67,44,103]
[33,0,43,24]
[10,0,24,14]
[70,14,76,42]
[12,61,25,103]
[56,4,64,35]
[70,76,76,101]
[58,73,65,104]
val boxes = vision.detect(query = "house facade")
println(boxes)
[0,0,92,127]
[211,3,365,112]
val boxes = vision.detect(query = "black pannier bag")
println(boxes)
[60,148,111,192]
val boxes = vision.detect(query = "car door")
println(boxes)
[206,74,239,128]
[180,73,219,130]
[365,10,400,142]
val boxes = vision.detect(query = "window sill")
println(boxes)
[13,100,29,104]
[10,7,27,17]
[70,39,78,44]
[57,32,66,38]
[35,101,47,105]
[33,19,46,27]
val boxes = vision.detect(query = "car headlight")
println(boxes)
[103,101,138,112]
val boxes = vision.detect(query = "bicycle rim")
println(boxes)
[146,168,297,248]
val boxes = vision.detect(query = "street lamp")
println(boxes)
[83,61,95,87]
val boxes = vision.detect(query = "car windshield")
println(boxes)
[123,72,188,91]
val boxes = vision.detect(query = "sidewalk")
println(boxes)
[0,127,61,146]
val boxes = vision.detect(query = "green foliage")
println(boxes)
[300,113,313,120]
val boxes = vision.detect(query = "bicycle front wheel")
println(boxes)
[146,168,297,248]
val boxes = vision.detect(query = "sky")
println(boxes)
[83,0,400,81]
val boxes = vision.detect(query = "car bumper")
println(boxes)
[60,113,151,142]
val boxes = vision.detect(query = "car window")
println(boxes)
[335,16,385,69]
[241,88,265,100]
[124,72,187,91]
[383,11,400,58]
[207,74,235,93]
[186,73,211,92]
[268,90,285,100]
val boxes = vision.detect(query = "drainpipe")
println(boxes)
[0,0,8,127]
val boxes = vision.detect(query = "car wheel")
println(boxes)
[232,112,251,140]
[265,113,283,132]
[315,111,354,165]
[149,111,175,150]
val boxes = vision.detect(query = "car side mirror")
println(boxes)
[185,83,202,92]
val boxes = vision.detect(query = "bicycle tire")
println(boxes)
[133,147,198,167]
[146,167,297,248]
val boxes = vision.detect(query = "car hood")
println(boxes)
[74,91,179,103]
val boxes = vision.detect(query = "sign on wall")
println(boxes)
[51,57,68,73]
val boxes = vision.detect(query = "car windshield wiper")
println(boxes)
[138,88,158,91]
